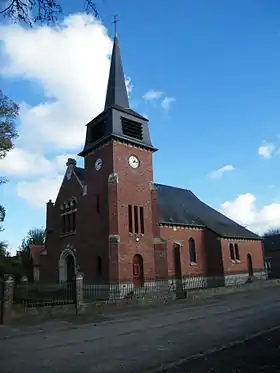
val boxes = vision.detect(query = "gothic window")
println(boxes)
[139,207,144,234]
[128,205,145,235]
[234,244,240,261]
[229,243,235,260]
[189,238,197,263]
[128,205,133,233]
[134,205,139,234]
[61,198,77,234]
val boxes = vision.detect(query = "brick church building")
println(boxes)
[39,33,266,290]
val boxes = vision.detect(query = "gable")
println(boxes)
[55,167,84,206]
[155,183,260,240]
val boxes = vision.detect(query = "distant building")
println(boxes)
[263,234,280,278]
[38,33,266,292]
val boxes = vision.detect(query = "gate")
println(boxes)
[0,278,4,324]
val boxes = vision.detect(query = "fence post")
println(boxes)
[75,272,84,315]
[2,275,14,324]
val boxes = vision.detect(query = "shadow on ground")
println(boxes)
[167,327,280,373]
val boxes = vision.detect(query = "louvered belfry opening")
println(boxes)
[90,120,107,142]
[121,117,143,141]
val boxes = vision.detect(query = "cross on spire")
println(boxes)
[104,14,129,110]
[113,14,119,37]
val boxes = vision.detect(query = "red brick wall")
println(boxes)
[159,226,206,277]
[112,141,155,281]
[220,239,264,275]
[43,173,85,282]
[203,229,224,278]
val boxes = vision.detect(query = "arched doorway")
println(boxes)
[133,254,144,288]
[173,243,183,293]
[173,244,182,280]
[247,254,254,277]
[66,255,75,283]
[59,248,76,283]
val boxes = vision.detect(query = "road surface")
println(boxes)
[166,326,280,373]
[1,286,280,373]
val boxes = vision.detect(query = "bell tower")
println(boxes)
[78,26,157,286]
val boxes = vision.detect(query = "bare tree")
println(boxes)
[0,0,98,26]
[263,228,280,237]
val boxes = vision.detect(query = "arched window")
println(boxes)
[234,244,240,261]
[97,256,102,277]
[61,199,77,234]
[189,238,197,263]
[229,244,235,260]
[71,199,77,232]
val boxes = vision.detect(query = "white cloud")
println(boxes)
[258,142,275,159]
[208,165,235,180]
[0,14,116,151]
[0,14,135,208]
[17,176,64,208]
[161,96,176,113]
[220,194,280,235]
[142,90,163,101]
[0,148,73,178]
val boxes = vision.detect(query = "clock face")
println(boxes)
[95,158,102,171]
[129,155,139,169]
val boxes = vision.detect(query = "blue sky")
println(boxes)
[1,0,280,252]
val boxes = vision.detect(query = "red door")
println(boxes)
[133,254,144,288]
[133,264,141,288]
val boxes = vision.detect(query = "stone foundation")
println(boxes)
[83,272,268,301]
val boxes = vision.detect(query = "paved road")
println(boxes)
[167,326,280,373]
[1,287,280,373]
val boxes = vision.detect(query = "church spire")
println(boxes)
[104,15,129,110]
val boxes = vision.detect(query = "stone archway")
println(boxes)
[133,254,144,288]
[59,248,76,283]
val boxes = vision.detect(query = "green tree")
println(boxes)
[0,239,7,257]
[19,228,45,281]
[19,227,46,252]
[0,89,19,174]
[0,89,19,243]
[0,0,98,26]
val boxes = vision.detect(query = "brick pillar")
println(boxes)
[46,199,54,232]
[108,235,120,282]
[108,172,120,284]
[2,275,14,324]
[150,183,160,237]
[154,239,168,279]
[75,272,84,315]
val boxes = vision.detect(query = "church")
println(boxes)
[39,32,266,290]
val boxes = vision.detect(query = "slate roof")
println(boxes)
[155,183,260,240]
[104,35,129,110]
[72,166,260,240]
[74,167,85,183]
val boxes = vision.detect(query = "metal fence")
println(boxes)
[14,281,76,308]
[82,274,255,301]
[12,273,267,307]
